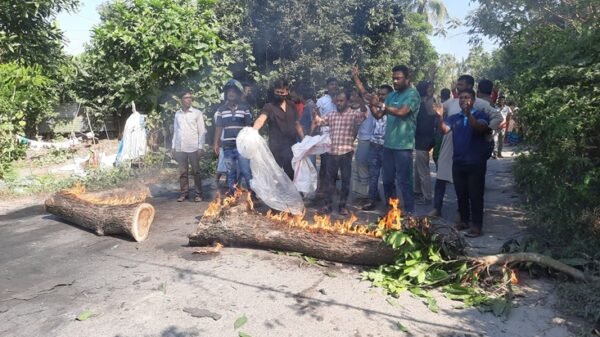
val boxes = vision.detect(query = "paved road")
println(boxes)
[0,151,571,337]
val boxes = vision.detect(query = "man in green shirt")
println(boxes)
[372,65,420,213]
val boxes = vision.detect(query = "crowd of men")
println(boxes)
[170,65,516,238]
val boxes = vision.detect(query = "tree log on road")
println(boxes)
[188,203,396,266]
[45,191,155,242]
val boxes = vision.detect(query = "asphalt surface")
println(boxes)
[0,150,573,337]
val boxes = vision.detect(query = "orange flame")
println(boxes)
[202,190,408,238]
[63,183,147,205]
[510,269,519,284]
[376,198,403,233]
[203,193,222,218]
[264,209,377,237]
[202,186,251,219]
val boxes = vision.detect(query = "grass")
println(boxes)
[0,152,179,198]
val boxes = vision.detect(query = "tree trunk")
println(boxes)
[471,252,598,282]
[188,204,396,266]
[45,192,155,242]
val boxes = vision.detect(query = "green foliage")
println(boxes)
[31,148,75,166]
[77,0,250,126]
[469,0,600,251]
[216,0,438,91]
[468,2,600,324]
[0,62,58,178]
[363,227,505,313]
[0,0,78,69]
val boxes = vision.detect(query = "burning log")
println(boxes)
[189,190,396,266]
[45,185,155,242]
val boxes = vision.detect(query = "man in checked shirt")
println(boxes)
[312,90,368,216]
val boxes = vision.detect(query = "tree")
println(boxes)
[428,53,459,91]
[0,63,57,177]
[0,0,79,69]
[468,0,600,249]
[408,0,448,27]
[214,0,438,92]
[76,0,251,132]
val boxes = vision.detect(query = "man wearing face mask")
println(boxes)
[312,90,368,216]
[253,79,305,180]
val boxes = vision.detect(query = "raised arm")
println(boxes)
[434,103,450,135]
[351,65,368,97]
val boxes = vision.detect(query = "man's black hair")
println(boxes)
[326,77,337,85]
[379,84,394,93]
[180,89,193,98]
[440,88,451,101]
[335,90,352,100]
[416,80,431,97]
[458,75,475,88]
[272,78,289,89]
[499,95,506,99]
[458,88,476,99]
[295,83,315,99]
[392,65,410,78]
[478,79,493,95]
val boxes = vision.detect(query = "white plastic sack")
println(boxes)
[236,127,304,215]
[291,135,331,193]
[115,102,147,164]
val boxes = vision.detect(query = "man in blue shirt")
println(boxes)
[435,88,491,237]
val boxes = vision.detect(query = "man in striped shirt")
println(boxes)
[213,80,253,195]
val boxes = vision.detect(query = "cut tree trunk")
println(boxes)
[188,203,395,266]
[45,192,155,242]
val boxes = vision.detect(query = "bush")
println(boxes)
[512,30,600,254]
[0,62,57,178]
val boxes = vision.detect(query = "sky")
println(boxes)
[57,0,497,60]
